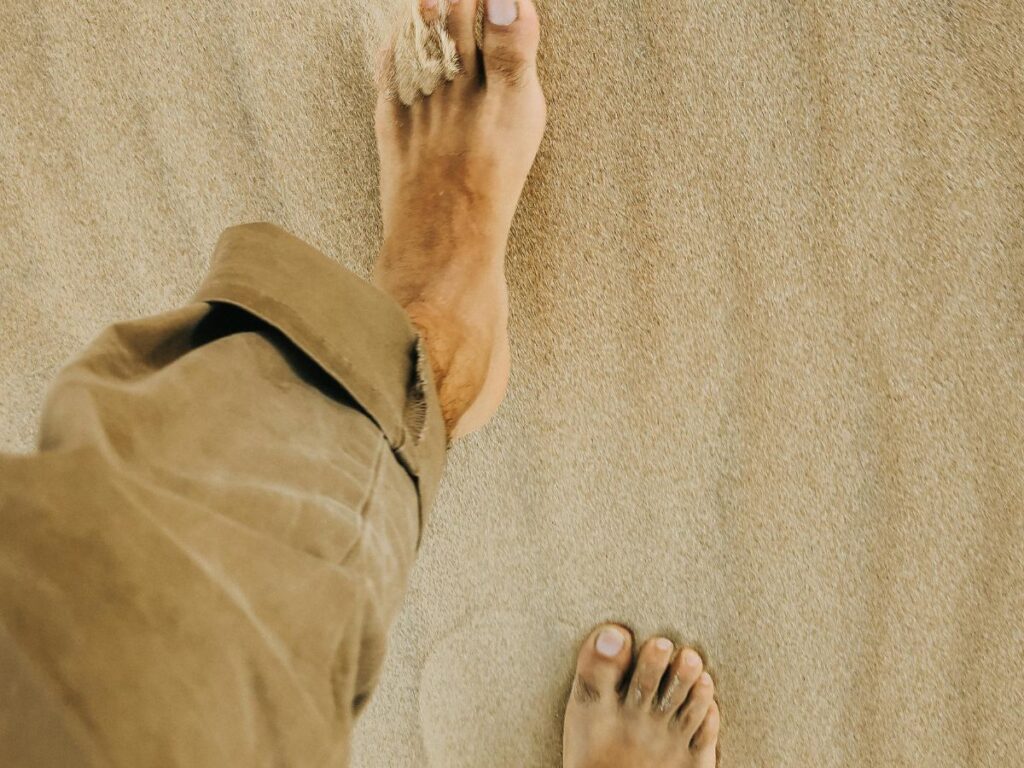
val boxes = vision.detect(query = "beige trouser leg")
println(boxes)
[0,223,448,767]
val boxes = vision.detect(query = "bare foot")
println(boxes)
[563,625,721,768]
[372,0,547,440]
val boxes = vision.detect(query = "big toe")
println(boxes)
[572,624,633,704]
[482,0,540,87]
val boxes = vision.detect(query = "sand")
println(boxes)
[2,1,1022,765]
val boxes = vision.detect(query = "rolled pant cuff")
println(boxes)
[191,222,448,539]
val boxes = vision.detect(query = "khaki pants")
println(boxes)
[0,223,449,767]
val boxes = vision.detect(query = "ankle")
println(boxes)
[372,243,510,439]
[400,298,499,439]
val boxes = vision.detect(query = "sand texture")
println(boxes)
[2,2,1022,765]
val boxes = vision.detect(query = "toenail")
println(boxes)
[487,0,518,26]
[683,650,701,668]
[700,673,713,687]
[655,638,673,652]
[423,0,438,7]
[595,628,625,657]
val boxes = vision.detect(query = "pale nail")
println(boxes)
[595,628,625,657]
[488,0,518,26]
[683,650,701,668]
[655,638,673,652]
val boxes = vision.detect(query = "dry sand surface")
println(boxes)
[2,1,1022,765]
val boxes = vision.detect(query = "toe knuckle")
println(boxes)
[572,676,600,704]
[485,46,529,84]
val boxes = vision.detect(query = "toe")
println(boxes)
[571,624,633,704]
[676,672,715,740]
[626,637,675,709]
[482,0,540,88]
[656,647,704,715]
[691,701,721,757]
[447,0,481,80]
[419,0,441,25]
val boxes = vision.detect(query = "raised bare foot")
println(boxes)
[563,625,721,768]
[372,0,547,440]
